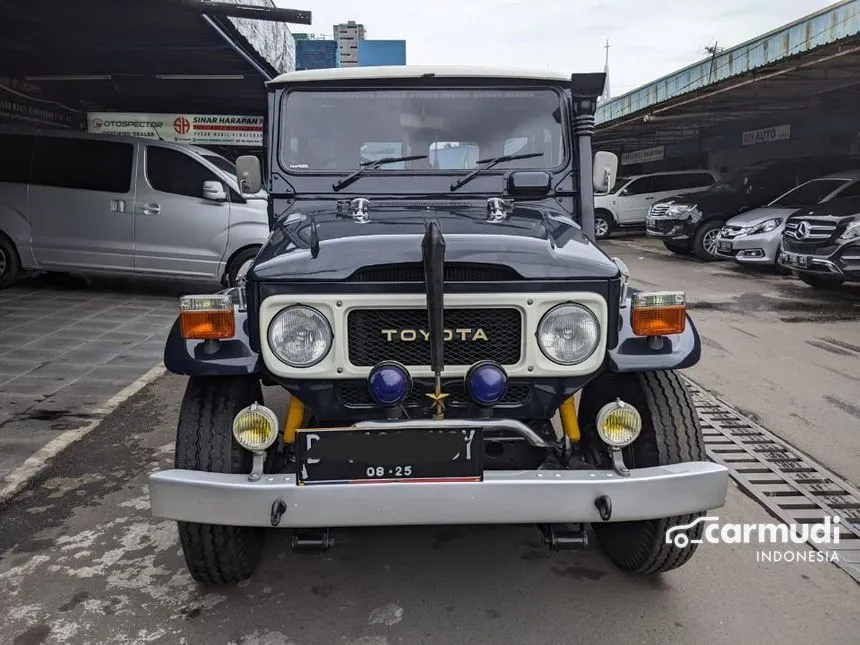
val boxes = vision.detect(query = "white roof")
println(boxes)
[271,65,570,84]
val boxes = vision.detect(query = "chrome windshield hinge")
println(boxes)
[612,256,630,307]
[487,197,513,223]
[349,197,371,223]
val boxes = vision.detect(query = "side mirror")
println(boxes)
[236,155,262,194]
[202,180,227,202]
[593,150,619,193]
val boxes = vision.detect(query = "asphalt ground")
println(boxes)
[1,236,859,644]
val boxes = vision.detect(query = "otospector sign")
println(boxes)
[87,112,263,146]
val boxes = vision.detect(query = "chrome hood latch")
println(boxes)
[487,197,514,223]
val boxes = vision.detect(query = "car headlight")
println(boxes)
[268,305,333,367]
[666,204,692,218]
[536,304,600,365]
[748,218,783,235]
[839,221,860,240]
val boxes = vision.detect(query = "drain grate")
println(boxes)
[684,376,860,584]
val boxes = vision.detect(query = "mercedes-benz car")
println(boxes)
[715,169,860,266]
[147,66,728,586]
[779,196,860,288]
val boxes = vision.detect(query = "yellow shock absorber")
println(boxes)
[283,396,306,444]
[559,394,581,442]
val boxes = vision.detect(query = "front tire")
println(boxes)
[175,376,266,585]
[594,211,614,240]
[0,233,21,289]
[225,246,260,287]
[579,370,707,574]
[691,221,724,261]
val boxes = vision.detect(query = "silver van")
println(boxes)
[0,129,269,288]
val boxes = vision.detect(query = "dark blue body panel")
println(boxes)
[163,311,262,376]
[607,304,701,372]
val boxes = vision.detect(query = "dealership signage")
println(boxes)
[621,145,665,166]
[87,112,263,146]
[0,85,81,128]
[741,123,791,147]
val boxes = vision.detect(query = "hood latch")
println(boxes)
[348,197,371,223]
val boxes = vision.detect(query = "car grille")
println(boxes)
[347,263,521,282]
[648,203,673,217]
[347,307,522,367]
[784,219,839,244]
[338,380,532,409]
[720,225,745,239]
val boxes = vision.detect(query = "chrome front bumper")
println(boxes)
[148,461,729,528]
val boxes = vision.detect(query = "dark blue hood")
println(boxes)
[249,204,620,281]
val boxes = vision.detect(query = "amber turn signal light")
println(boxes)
[631,291,686,337]
[179,294,235,340]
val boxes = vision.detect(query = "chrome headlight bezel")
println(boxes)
[536,303,601,366]
[839,221,860,241]
[748,217,783,235]
[267,305,333,368]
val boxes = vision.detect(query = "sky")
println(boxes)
[274,0,837,97]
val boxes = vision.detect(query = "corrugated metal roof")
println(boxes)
[596,0,860,124]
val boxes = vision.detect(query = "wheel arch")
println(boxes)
[222,243,262,283]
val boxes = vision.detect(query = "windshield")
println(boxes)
[770,178,851,207]
[706,166,768,192]
[280,88,565,173]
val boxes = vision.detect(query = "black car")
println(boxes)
[779,196,860,288]
[646,156,858,261]
[146,66,727,587]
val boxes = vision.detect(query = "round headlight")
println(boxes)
[536,304,600,365]
[232,403,279,452]
[268,305,333,367]
[596,400,642,448]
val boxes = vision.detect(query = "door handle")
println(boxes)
[644,196,655,200]
[137,202,161,216]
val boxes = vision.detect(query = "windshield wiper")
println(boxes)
[332,154,428,191]
[449,152,544,192]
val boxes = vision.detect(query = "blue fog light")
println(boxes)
[465,361,508,406]
[368,361,412,406]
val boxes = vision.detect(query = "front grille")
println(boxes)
[784,219,839,243]
[339,380,531,409]
[720,225,745,239]
[648,203,672,217]
[347,263,521,282]
[347,307,522,367]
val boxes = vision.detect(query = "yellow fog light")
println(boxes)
[596,399,642,448]
[232,403,279,452]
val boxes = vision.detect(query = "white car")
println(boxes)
[594,169,717,239]
[716,168,860,266]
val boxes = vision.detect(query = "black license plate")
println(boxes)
[783,252,808,267]
[718,241,733,253]
[296,426,483,485]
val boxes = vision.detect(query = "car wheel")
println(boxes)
[662,240,691,255]
[578,370,707,574]
[692,221,724,262]
[175,376,267,585]
[594,211,614,240]
[0,234,21,289]
[226,247,260,287]
[797,272,845,289]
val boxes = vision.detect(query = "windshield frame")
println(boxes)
[276,84,571,178]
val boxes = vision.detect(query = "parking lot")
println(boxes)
[1,236,858,645]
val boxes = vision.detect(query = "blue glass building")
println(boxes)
[358,40,406,66]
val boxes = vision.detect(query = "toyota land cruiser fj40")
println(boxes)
[148,66,729,585]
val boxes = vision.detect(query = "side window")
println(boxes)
[0,134,35,183]
[146,146,219,198]
[32,136,133,192]
[622,177,652,195]
[648,175,684,192]
[835,181,860,199]
[692,172,716,187]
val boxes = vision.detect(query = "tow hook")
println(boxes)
[594,495,612,521]
[538,523,589,551]
[291,528,334,553]
[270,499,287,527]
